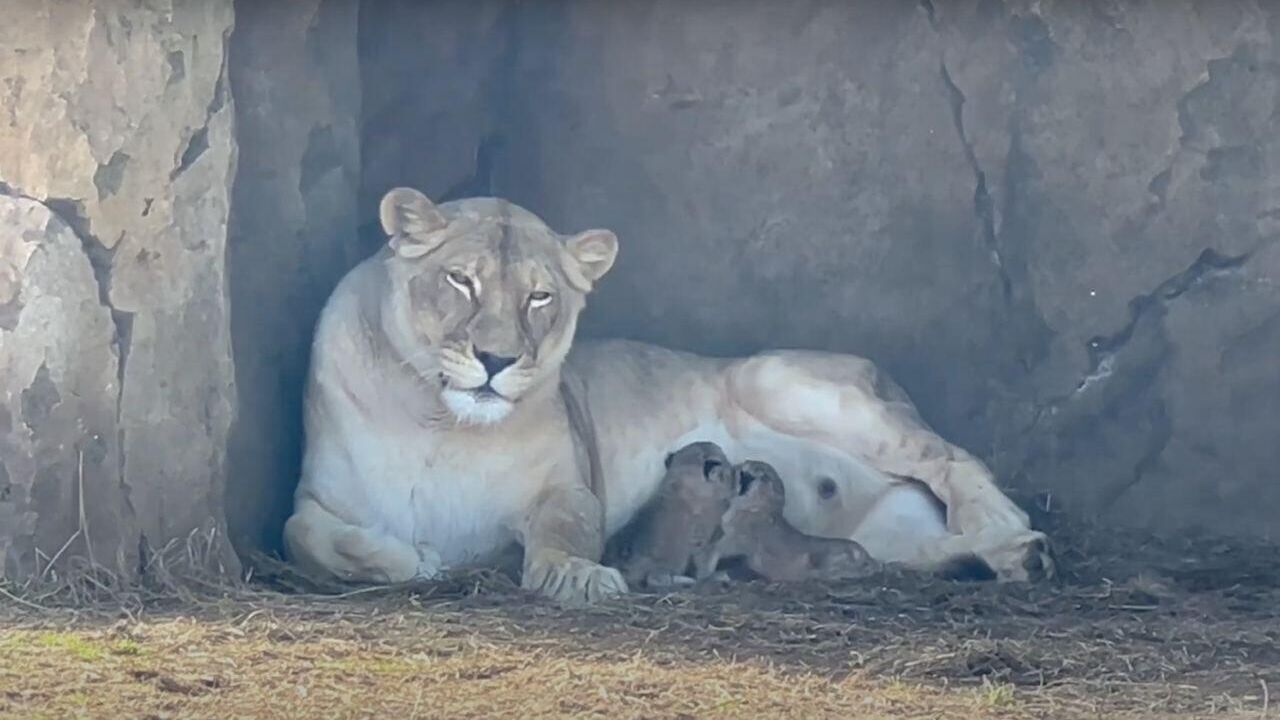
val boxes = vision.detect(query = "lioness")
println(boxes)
[709,460,879,583]
[617,441,736,589]
[283,187,1054,604]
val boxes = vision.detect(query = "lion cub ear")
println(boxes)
[563,229,619,290]
[380,187,448,259]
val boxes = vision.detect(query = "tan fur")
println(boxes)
[619,442,736,588]
[709,461,879,583]
[284,188,1053,606]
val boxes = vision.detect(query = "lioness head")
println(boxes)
[378,187,618,425]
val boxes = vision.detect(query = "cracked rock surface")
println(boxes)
[364,0,1280,539]
[0,2,238,578]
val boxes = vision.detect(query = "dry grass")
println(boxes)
[2,594,1255,720]
[0,617,1064,719]
[1,512,1278,719]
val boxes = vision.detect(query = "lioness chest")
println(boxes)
[327,414,577,567]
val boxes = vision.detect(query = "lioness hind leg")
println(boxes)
[725,351,1053,582]
[284,498,427,584]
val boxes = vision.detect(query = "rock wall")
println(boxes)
[3,0,1276,575]
[0,2,239,577]
[359,0,513,222]
[362,0,1280,540]
[226,0,362,560]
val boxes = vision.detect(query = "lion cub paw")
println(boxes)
[643,571,696,589]
[415,543,444,580]
[523,549,629,605]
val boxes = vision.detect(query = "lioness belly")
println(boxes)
[847,482,949,563]
[601,416,948,561]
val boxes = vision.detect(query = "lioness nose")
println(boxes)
[475,349,518,378]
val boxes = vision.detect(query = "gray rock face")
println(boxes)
[226,0,362,560]
[359,0,513,219]
[3,0,1275,572]
[0,2,238,578]
[0,196,128,576]
[934,0,1280,538]
[362,0,1280,540]
[498,1,1026,459]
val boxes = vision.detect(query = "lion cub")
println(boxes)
[619,441,737,589]
[709,460,879,583]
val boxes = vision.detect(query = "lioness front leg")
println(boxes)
[284,498,441,584]
[521,484,628,604]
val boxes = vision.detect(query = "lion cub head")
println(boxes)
[378,187,618,425]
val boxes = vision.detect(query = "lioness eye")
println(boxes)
[445,270,473,298]
[528,290,553,308]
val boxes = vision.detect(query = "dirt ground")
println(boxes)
[2,512,1279,719]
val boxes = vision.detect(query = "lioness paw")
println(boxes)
[523,549,628,605]
[972,530,1055,583]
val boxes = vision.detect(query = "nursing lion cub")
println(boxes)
[283,187,1053,604]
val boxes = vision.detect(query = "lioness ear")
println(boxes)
[564,229,619,289]
[380,187,448,259]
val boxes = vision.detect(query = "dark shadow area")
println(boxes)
[225,0,365,557]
